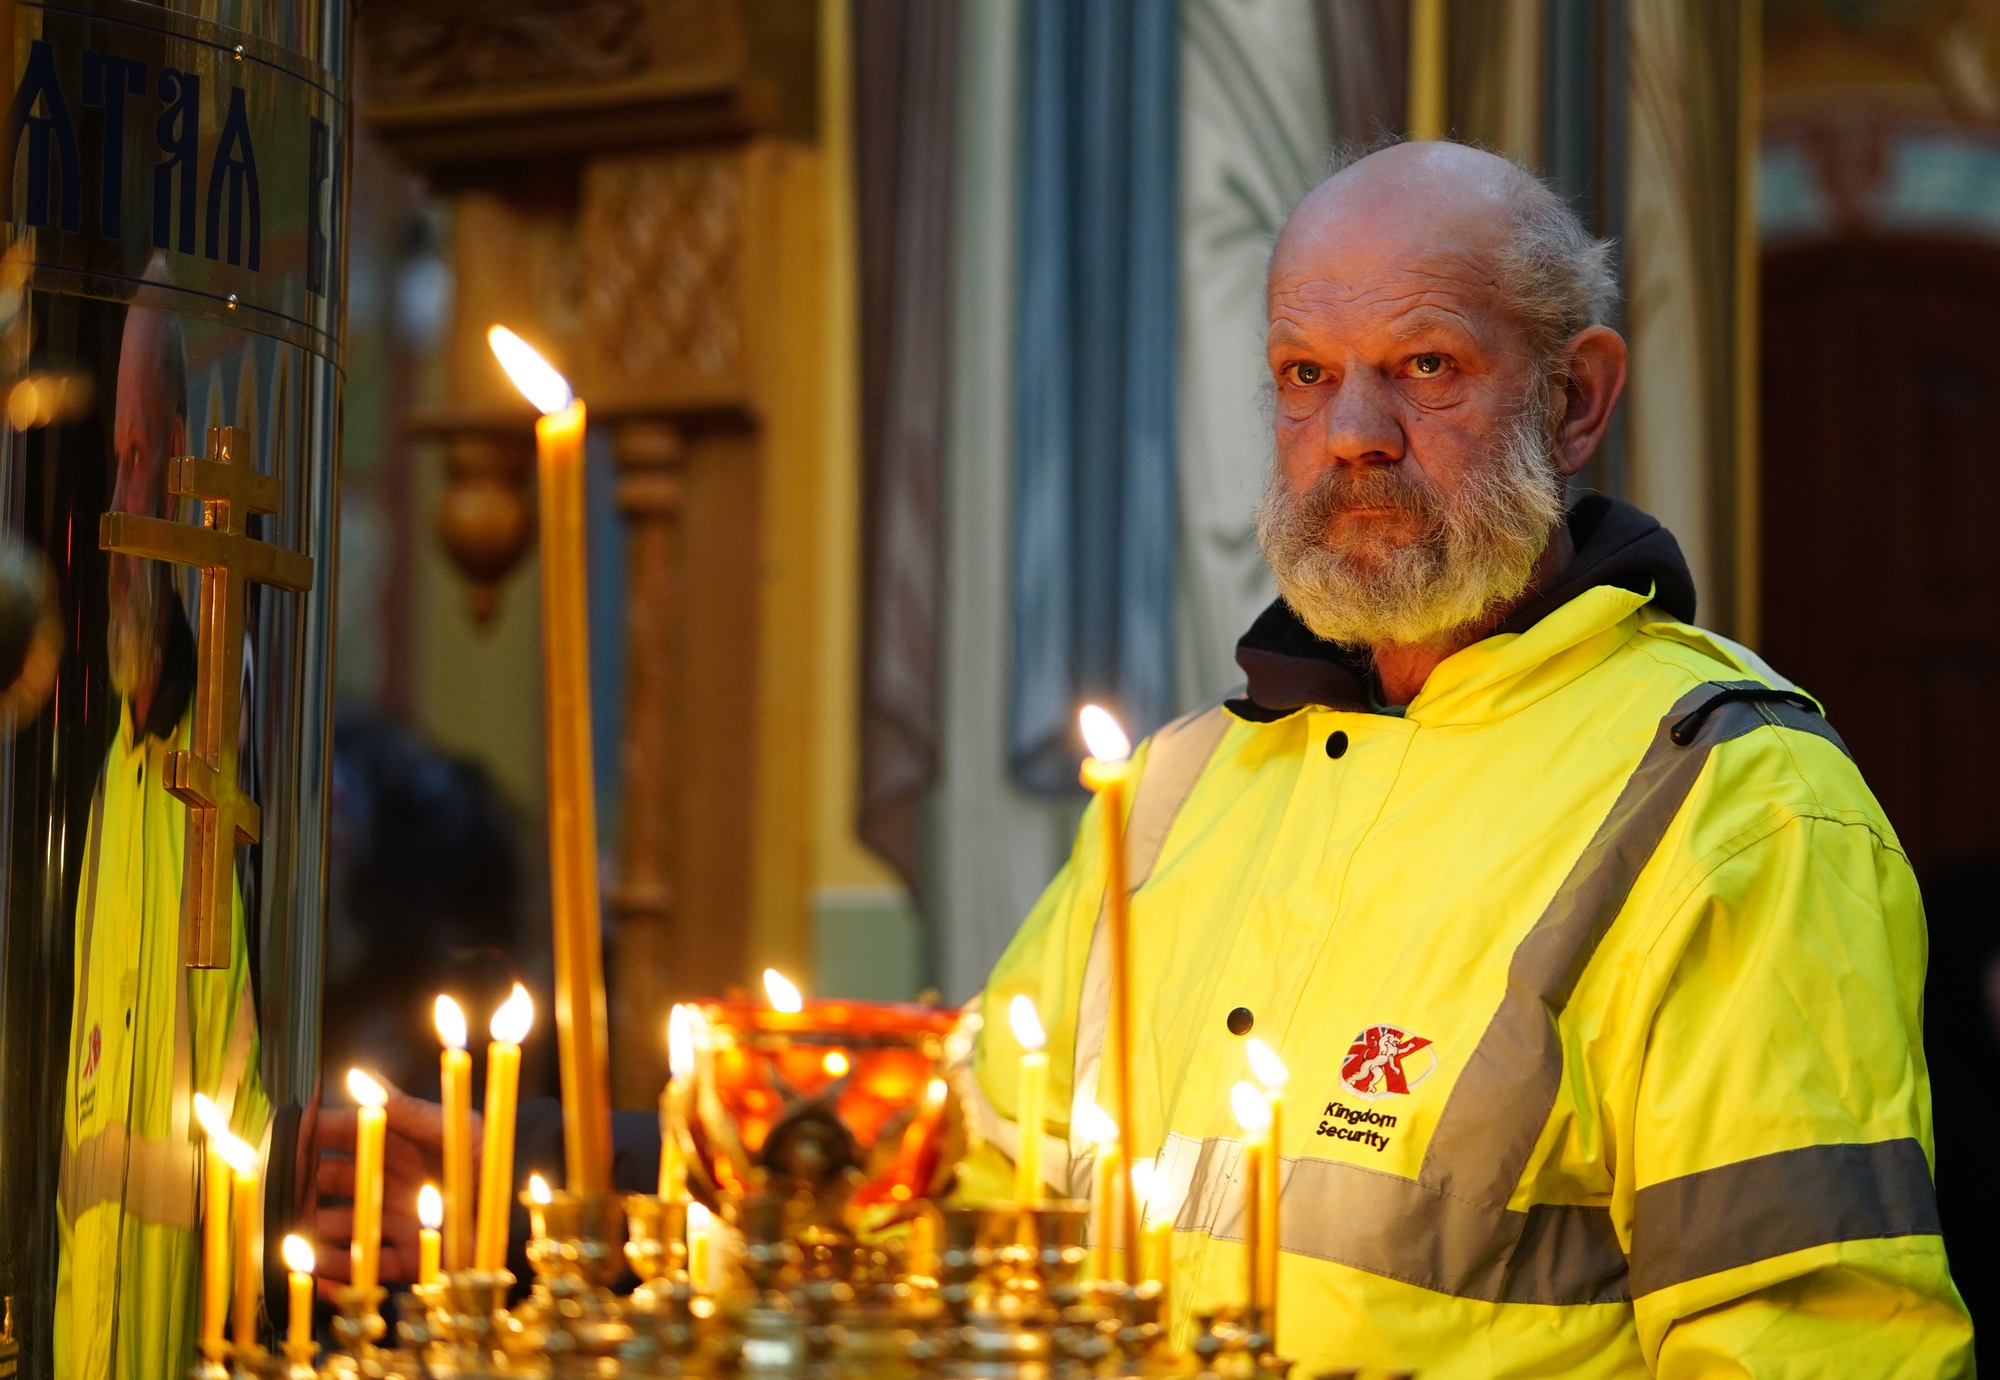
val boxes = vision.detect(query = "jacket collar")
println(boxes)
[1229,496,1696,722]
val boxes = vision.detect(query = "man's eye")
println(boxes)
[1411,353,1444,377]
[1289,362,1323,386]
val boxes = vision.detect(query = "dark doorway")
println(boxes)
[1762,236,2000,1354]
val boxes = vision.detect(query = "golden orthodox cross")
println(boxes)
[99,425,314,968]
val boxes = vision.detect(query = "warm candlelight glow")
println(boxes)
[1011,995,1050,1206]
[492,983,535,1043]
[282,1234,315,1275]
[282,1233,315,1353]
[487,325,574,415]
[439,996,474,1270]
[1130,1158,1156,1212]
[667,1004,696,1077]
[1008,994,1047,1051]
[347,1068,388,1108]
[349,1069,389,1297]
[211,1129,257,1174]
[418,1184,444,1232]
[528,1172,553,1204]
[1077,1101,1120,1148]
[1082,1102,1122,1282]
[763,968,803,1013]
[822,1050,850,1077]
[1232,1081,1271,1133]
[435,995,468,1050]
[1246,1038,1289,1089]
[193,1091,230,1140]
[1079,704,1132,762]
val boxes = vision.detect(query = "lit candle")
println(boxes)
[660,1005,695,1202]
[435,995,474,1270]
[1009,996,1048,1204]
[418,1184,443,1285]
[229,1139,259,1351]
[195,1094,260,1353]
[687,1201,714,1291]
[1078,1103,1121,1283]
[1131,1159,1173,1300]
[1231,1082,1271,1324]
[1079,704,1140,1279]
[763,968,803,1013]
[476,983,534,1270]
[281,1234,315,1354]
[1246,1038,1289,1340]
[490,324,612,1195]
[192,1094,232,1352]
[347,1070,389,1298]
[892,1077,950,1201]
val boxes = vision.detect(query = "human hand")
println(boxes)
[309,1078,481,1295]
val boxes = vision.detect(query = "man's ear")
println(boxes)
[1553,326,1628,478]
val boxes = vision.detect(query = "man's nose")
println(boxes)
[1319,372,1405,467]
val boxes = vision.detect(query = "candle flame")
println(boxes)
[1077,1101,1119,1147]
[192,1091,258,1170]
[418,1183,444,1231]
[191,1091,228,1140]
[1245,1037,1290,1090]
[486,325,574,416]
[924,1076,948,1107]
[528,1172,552,1204]
[1231,1081,1271,1134]
[435,994,468,1051]
[688,1201,713,1231]
[763,968,803,1013]
[1129,1158,1157,1213]
[667,1004,696,1079]
[282,1234,315,1275]
[822,1050,850,1077]
[1078,704,1132,763]
[347,1068,388,1108]
[491,983,535,1044]
[1008,994,1047,1052]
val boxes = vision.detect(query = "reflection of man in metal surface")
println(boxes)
[55,303,266,1380]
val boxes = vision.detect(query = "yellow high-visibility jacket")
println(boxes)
[970,502,1972,1377]
[55,689,264,1380]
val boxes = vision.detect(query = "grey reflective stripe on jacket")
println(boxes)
[1112,681,1938,1303]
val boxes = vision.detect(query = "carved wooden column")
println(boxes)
[606,418,684,1104]
[361,0,824,1103]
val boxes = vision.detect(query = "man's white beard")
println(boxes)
[1256,386,1566,650]
[107,556,164,703]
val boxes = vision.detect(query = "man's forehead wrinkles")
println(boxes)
[1268,279,1486,341]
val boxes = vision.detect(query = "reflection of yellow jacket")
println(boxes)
[971,584,1973,1377]
[56,701,264,1380]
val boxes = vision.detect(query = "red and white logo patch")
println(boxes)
[1339,1024,1436,1100]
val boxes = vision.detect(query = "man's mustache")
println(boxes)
[1297,465,1440,529]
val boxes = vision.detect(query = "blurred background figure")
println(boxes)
[320,711,547,1104]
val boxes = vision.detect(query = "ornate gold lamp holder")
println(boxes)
[207,997,1333,1380]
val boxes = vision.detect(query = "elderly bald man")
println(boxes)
[968,143,1972,1376]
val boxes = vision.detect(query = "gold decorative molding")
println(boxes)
[581,153,745,400]
[359,0,818,165]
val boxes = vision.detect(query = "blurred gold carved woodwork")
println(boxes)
[605,418,684,1105]
[581,154,745,394]
[359,0,821,1104]
[431,426,537,626]
[360,0,818,163]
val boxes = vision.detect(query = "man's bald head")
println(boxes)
[1272,141,1615,371]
